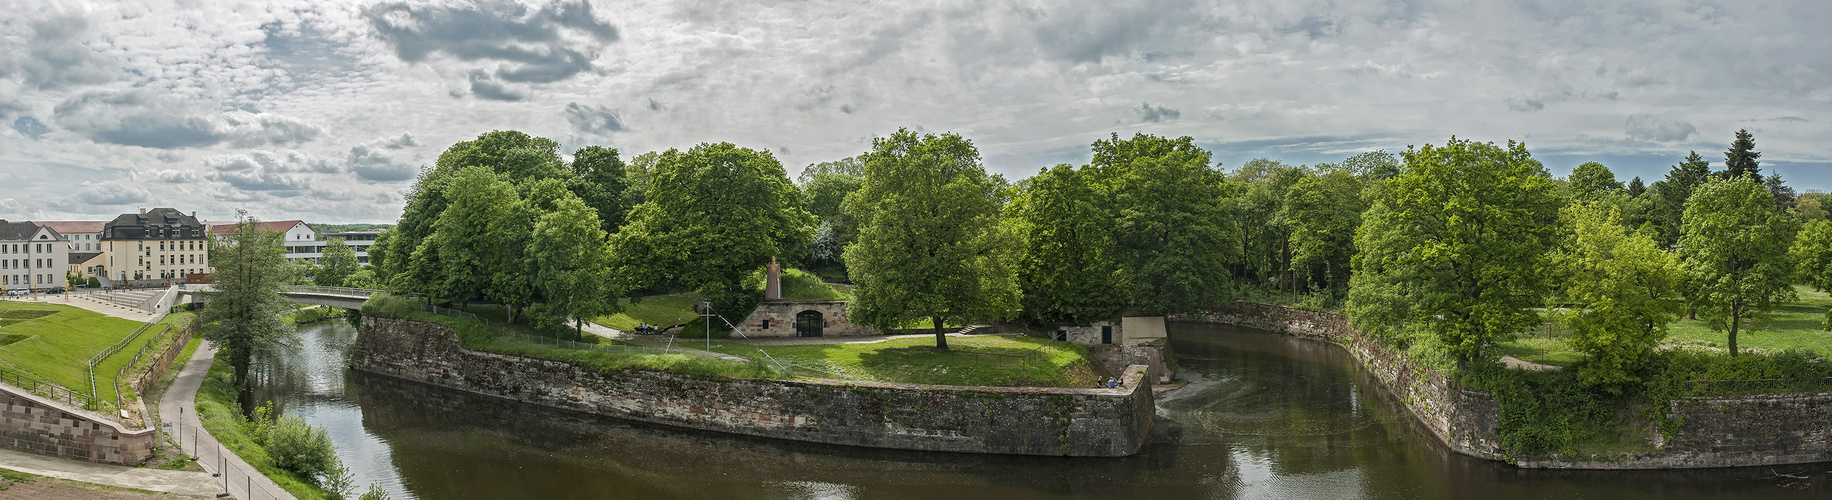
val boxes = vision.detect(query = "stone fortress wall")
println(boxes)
[1173,302,1832,469]
[352,316,1157,457]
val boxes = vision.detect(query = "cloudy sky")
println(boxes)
[2,0,1827,223]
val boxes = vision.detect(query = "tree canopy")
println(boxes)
[1551,202,1686,389]
[843,129,1017,349]
[199,211,297,386]
[1680,176,1798,356]
[1345,138,1562,368]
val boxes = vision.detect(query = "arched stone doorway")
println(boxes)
[795,310,824,338]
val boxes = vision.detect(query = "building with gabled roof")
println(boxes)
[0,220,70,291]
[36,220,106,253]
[100,208,210,285]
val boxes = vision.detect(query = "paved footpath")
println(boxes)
[0,447,218,497]
[159,341,298,500]
[5,290,161,322]
[576,319,993,349]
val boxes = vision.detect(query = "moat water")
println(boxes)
[253,321,1831,499]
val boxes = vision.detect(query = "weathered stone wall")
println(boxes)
[351,316,1154,456]
[0,384,154,465]
[1087,344,1175,384]
[735,301,877,338]
[1053,321,1119,346]
[1174,302,1832,469]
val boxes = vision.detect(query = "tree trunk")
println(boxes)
[1728,303,1741,357]
[576,318,585,342]
[933,316,948,350]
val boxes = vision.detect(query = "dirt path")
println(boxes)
[1500,355,1560,371]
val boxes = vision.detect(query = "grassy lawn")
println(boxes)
[594,268,853,335]
[1495,285,1832,367]
[704,335,1099,388]
[92,312,195,405]
[0,302,143,394]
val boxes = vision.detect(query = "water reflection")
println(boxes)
[249,320,1830,499]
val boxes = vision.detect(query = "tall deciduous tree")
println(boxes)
[1104,135,1239,314]
[610,143,813,313]
[1568,162,1623,199]
[1551,203,1686,389]
[532,195,619,339]
[199,211,297,387]
[1680,176,1798,356]
[1789,219,1832,330]
[435,167,533,320]
[1284,167,1366,297]
[1010,163,1124,324]
[1345,138,1562,368]
[843,129,1018,349]
[314,238,360,288]
[1722,129,1760,180]
[567,145,632,235]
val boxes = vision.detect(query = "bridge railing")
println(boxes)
[278,285,387,298]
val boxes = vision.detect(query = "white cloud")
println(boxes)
[53,90,325,149]
[1624,114,1697,143]
[347,132,422,182]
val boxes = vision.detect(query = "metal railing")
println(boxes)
[0,366,96,408]
[277,285,387,298]
[112,324,174,424]
[88,311,169,405]
[167,420,292,500]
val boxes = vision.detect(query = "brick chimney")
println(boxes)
[139,208,146,214]
[765,257,782,300]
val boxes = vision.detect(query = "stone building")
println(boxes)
[0,220,70,292]
[101,208,211,285]
[1051,316,1168,346]
[733,258,877,338]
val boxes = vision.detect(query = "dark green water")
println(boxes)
[255,321,1831,499]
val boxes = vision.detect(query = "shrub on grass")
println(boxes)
[267,413,338,481]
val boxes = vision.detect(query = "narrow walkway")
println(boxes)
[158,341,298,500]
[5,290,161,322]
[577,320,998,348]
[0,447,217,497]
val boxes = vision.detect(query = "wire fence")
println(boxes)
[1686,377,1832,396]
[88,309,170,412]
[166,419,292,500]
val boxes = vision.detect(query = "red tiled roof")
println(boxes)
[35,221,107,233]
[207,220,308,234]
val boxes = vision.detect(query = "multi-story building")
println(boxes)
[100,208,211,285]
[324,230,383,263]
[37,221,106,252]
[0,220,71,291]
[208,220,317,262]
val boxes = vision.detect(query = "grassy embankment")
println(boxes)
[706,336,1100,387]
[1497,285,1832,367]
[194,357,333,500]
[0,466,179,498]
[381,267,1094,387]
[0,301,185,405]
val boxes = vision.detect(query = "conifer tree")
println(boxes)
[1722,129,1761,180]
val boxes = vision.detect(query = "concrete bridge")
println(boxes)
[178,285,382,310]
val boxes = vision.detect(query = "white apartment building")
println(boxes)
[37,221,106,253]
[322,230,382,263]
[209,220,317,262]
[0,220,71,291]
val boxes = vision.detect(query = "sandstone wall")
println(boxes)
[0,384,154,465]
[735,301,877,338]
[352,316,1154,456]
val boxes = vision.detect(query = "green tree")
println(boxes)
[531,196,619,339]
[1722,129,1760,180]
[1229,158,1304,291]
[567,145,632,235]
[1283,167,1366,297]
[313,238,360,287]
[610,143,813,313]
[385,131,564,288]
[1010,164,1124,324]
[801,173,865,221]
[435,167,533,321]
[343,268,380,290]
[1551,203,1687,389]
[1626,176,1646,198]
[1647,151,1713,247]
[1680,176,1798,356]
[623,151,659,206]
[367,229,395,280]
[1790,219,1832,330]
[1568,162,1623,199]
[797,156,865,184]
[1345,138,1562,369]
[843,129,1018,349]
[198,211,297,386]
[1104,135,1240,314]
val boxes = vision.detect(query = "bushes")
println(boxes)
[1460,347,1832,459]
[266,411,338,479]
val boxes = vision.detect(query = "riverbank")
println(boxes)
[1173,302,1832,469]
[351,314,1156,456]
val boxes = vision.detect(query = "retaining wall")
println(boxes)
[351,316,1155,456]
[0,383,154,465]
[1172,302,1832,469]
